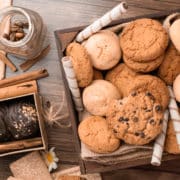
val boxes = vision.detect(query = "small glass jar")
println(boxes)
[0,6,48,59]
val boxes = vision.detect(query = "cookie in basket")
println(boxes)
[84,30,121,70]
[66,42,93,88]
[164,119,180,154]
[82,80,121,116]
[127,75,170,110]
[120,18,169,62]
[123,53,164,73]
[78,116,120,153]
[105,63,140,97]
[158,43,180,85]
[107,92,164,145]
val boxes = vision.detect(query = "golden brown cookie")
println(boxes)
[165,119,180,154]
[127,75,170,110]
[120,18,169,62]
[123,54,164,73]
[93,69,103,80]
[66,42,93,87]
[105,63,140,97]
[158,44,180,85]
[84,30,121,70]
[82,80,121,116]
[107,92,164,145]
[78,116,120,153]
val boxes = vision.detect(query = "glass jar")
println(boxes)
[0,6,48,59]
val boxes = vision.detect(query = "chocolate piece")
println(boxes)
[131,91,137,97]
[149,119,156,125]
[119,117,129,122]
[135,132,145,138]
[6,101,39,140]
[155,105,163,112]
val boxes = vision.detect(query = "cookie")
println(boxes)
[123,54,164,73]
[127,75,170,110]
[120,18,169,62]
[84,30,121,70]
[82,80,121,116]
[66,42,93,87]
[170,19,180,52]
[158,44,180,85]
[105,63,140,97]
[107,92,164,145]
[93,69,103,80]
[78,116,120,153]
[164,119,180,154]
[173,74,180,103]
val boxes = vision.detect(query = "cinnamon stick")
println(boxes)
[20,45,51,72]
[0,80,37,99]
[0,137,42,153]
[0,68,48,88]
[0,50,17,72]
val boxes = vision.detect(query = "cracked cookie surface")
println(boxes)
[158,43,180,85]
[107,92,164,145]
[78,116,120,153]
[84,30,121,70]
[120,18,168,62]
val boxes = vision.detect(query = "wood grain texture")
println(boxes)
[0,0,180,179]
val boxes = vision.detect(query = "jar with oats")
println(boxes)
[0,6,48,59]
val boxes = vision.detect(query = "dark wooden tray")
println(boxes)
[55,9,180,174]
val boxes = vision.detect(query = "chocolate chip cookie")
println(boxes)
[158,43,180,85]
[66,42,93,87]
[105,63,140,97]
[120,18,169,62]
[78,116,120,153]
[127,75,170,110]
[107,92,164,145]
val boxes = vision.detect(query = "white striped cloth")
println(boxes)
[151,110,169,166]
[168,86,180,150]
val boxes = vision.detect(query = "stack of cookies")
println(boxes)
[120,18,169,73]
[65,16,180,155]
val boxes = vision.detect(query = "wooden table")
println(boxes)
[0,0,180,179]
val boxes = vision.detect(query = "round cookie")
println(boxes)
[6,102,39,140]
[84,30,121,70]
[78,116,120,153]
[93,69,103,80]
[165,119,180,154]
[120,18,169,62]
[170,19,180,52]
[105,63,140,97]
[123,54,164,73]
[127,75,170,110]
[66,42,93,87]
[107,92,164,145]
[158,44,180,85]
[173,74,180,103]
[82,80,121,116]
